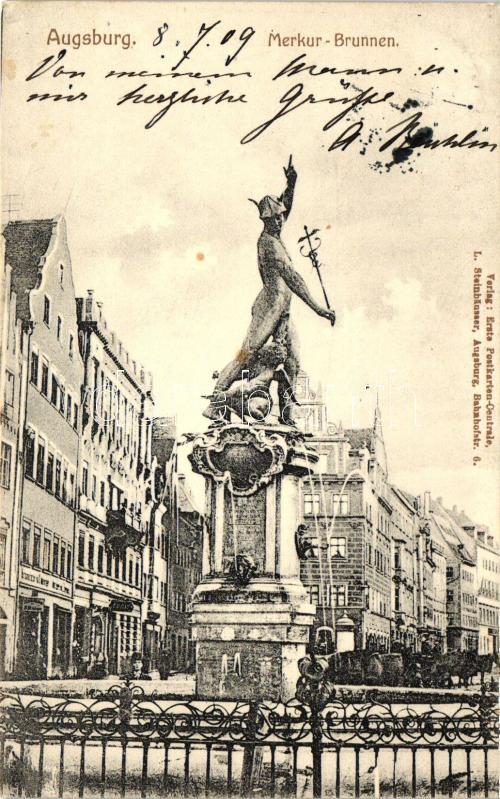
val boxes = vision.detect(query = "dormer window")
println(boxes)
[43,295,51,326]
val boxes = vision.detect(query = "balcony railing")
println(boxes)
[106,507,144,551]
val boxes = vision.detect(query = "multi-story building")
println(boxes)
[3,217,83,678]
[162,459,203,671]
[0,242,23,678]
[73,290,156,677]
[389,486,418,650]
[455,513,499,655]
[297,377,393,652]
[474,528,500,654]
[431,499,479,652]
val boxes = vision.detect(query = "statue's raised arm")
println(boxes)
[281,155,297,220]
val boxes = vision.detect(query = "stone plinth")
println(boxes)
[189,423,317,701]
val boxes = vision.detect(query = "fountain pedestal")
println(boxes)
[189,423,317,701]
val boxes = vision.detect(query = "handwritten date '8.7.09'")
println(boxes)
[152,19,255,70]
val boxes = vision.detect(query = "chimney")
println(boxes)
[423,492,431,516]
[477,530,485,542]
[487,535,494,547]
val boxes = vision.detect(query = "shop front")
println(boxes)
[73,596,142,677]
[16,592,73,678]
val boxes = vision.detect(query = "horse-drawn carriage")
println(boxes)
[320,647,497,688]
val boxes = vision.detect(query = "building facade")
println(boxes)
[163,469,203,672]
[389,487,418,651]
[297,377,394,653]
[0,246,23,678]
[73,290,156,677]
[3,217,83,678]
[475,529,500,654]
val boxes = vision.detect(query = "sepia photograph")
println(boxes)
[0,2,498,796]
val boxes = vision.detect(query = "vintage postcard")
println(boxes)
[0,1,498,797]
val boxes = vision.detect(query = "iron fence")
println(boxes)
[0,676,498,798]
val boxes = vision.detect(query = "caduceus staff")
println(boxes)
[298,226,335,326]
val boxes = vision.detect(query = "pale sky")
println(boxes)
[2,2,498,529]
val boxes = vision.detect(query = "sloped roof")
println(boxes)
[3,218,57,320]
[391,484,417,513]
[430,499,476,563]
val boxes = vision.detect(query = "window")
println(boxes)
[25,430,35,478]
[330,585,347,607]
[73,402,79,430]
[78,534,85,567]
[69,472,75,507]
[55,457,61,498]
[46,451,54,492]
[92,475,97,502]
[0,442,12,489]
[88,535,95,570]
[106,552,113,576]
[128,559,133,585]
[100,480,106,506]
[333,494,349,516]
[51,374,59,406]
[66,393,72,423]
[52,536,59,573]
[59,383,65,415]
[42,532,51,570]
[446,566,454,579]
[67,545,72,579]
[43,295,51,326]
[447,589,454,602]
[304,493,320,516]
[60,541,67,577]
[36,437,46,485]
[33,525,41,568]
[97,545,104,573]
[114,556,120,580]
[82,462,88,496]
[307,584,319,604]
[4,370,14,414]
[68,334,74,358]
[329,537,346,558]
[395,585,401,611]
[56,316,62,341]
[135,561,140,587]
[59,263,64,287]
[30,350,39,385]
[62,464,68,503]
[22,520,31,564]
[41,359,49,397]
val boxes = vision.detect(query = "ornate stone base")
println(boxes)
[189,423,318,701]
[192,576,315,700]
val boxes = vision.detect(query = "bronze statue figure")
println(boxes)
[203,156,335,426]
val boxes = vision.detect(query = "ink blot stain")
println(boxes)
[401,98,420,113]
[196,252,205,262]
[392,125,433,164]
